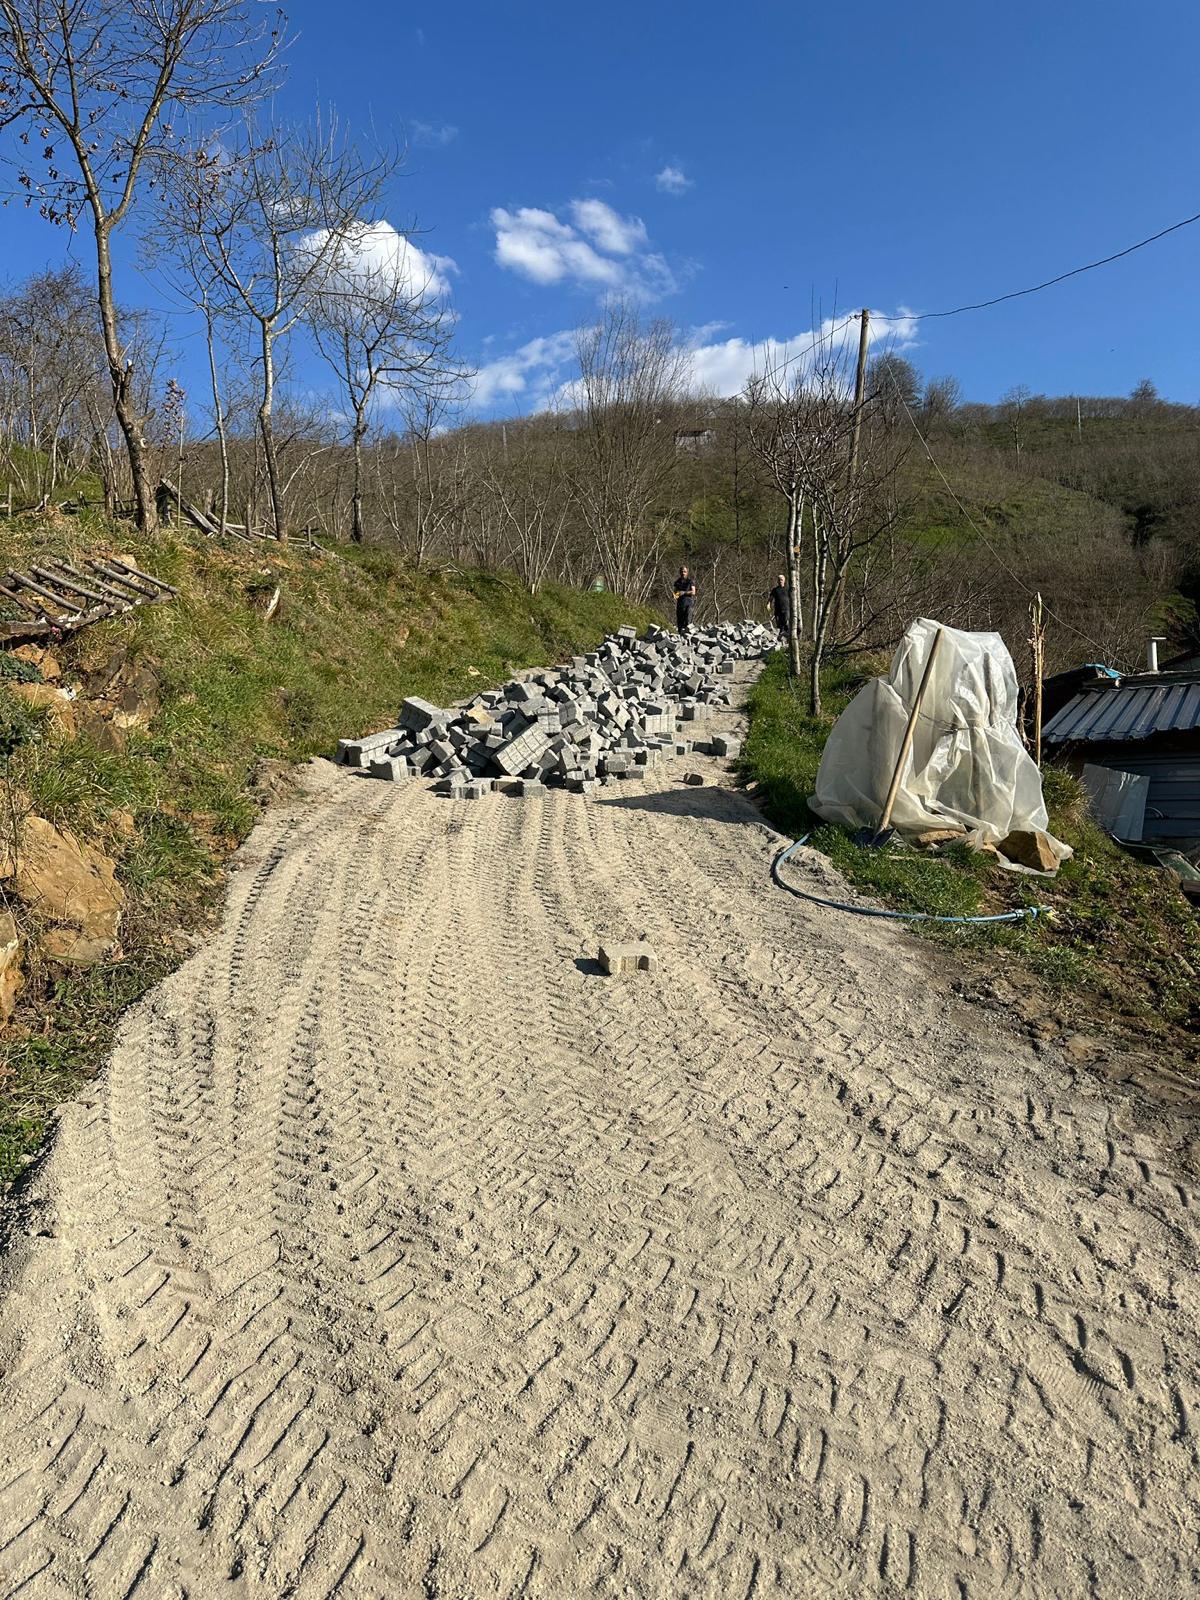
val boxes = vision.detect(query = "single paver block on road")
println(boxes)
[598,942,658,974]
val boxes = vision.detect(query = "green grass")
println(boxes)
[0,446,103,508]
[0,517,661,1185]
[743,652,1200,1036]
[0,943,177,1179]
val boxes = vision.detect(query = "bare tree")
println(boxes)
[0,0,281,530]
[1001,384,1031,468]
[152,179,242,534]
[568,302,688,603]
[804,376,909,714]
[375,391,471,563]
[201,287,233,534]
[309,222,460,542]
[0,265,107,501]
[166,116,393,538]
[922,374,962,420]
[481,421,570,593]
[869,351,921,429]
[744,366,810,675]
[746,331,912,710]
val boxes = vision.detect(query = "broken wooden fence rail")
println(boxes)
[0,556,177,643]
[156,479,267,541]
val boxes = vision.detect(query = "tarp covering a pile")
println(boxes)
[811,618,1070,861]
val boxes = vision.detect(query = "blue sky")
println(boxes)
[4,0,1198,415]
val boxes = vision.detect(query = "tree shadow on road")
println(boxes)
[596,783,763,827]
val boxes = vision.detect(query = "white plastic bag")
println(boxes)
[810,618,1070,862]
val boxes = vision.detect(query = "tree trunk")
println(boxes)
[350,415,366,544]
[810,591,830,719]
[809,641,822,718]
[204,298,230,538]
[94,431,116,517]
[809,508,827,716]
[258,326,285,540]
[786,487,804,678]
[96,228,156,532]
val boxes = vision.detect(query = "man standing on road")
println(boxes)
[673,565,697,633]
[768,573,791,644]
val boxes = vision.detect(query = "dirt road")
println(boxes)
[1,674,1198,1598]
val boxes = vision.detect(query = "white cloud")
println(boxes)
[655,164,692,195]
[569,198,647,255]
[490,199,675,299]
[321,219,457,301]
[469,309,918,414]
[471,330,578,409]
[411,120,458,148]
[686,310,919,395]
[492,206,622,288]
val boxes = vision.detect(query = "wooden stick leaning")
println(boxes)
[877,626,946,839]
[1030,593,1045,768]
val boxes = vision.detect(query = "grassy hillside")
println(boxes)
[0,512,659,1184]
[899,451,1127,549]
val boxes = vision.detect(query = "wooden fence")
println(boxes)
[0,557,177,642]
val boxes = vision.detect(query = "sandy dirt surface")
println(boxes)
[1,667,1199,1598]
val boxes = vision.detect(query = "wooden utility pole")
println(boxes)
[1030,593,1046,767]
[847,308,870,482]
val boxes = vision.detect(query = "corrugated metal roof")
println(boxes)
[1043,680,1200,744]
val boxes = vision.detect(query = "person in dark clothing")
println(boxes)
[768,573,791,641]
[673,565,697,632]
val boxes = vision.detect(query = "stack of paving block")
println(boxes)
[336,620,773,796]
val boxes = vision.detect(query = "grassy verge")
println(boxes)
[743,652,1200,1046]
[0,513,659,1184]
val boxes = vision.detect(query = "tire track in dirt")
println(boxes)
[1,667,1198,1598]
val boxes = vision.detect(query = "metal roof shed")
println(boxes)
[1043,676,1200,846]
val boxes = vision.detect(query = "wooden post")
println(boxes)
[877,627,945,837]
[1030,592,1046,767]
[847,308,870,482]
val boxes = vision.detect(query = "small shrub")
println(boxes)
[0,654,43,684]
[0,685,45,756]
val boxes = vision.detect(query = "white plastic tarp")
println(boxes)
[810,617,1071,861]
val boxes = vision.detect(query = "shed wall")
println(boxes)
[1072,747,1200,844]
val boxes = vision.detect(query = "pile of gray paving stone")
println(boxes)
[336,620,774,798]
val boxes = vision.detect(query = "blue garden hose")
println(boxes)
[772,836,1047,926]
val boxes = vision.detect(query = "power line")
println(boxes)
[764,202,1200,384]
[914,207,1200,320]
